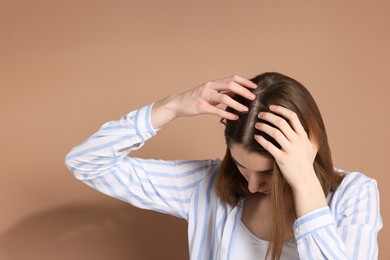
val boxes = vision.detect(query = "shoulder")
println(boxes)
[335,169,379,198]
[332,169,379,206]
[187,158,229,212]
[197,158,222,185]
[329,168,382,227]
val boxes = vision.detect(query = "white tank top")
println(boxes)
[231,221,299,260]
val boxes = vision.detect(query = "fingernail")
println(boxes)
[258,112,264,117]
[242,106,248,111]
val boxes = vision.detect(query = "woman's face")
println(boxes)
[229,144,274,195]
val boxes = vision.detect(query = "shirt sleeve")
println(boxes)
[64,103,218,220]
[292,175,382,260]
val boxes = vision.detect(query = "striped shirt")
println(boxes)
[65,103,382,260]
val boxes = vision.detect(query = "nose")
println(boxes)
[247,174,269,193]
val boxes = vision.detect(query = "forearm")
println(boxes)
[291,168,327,218]
[65,104,157,178]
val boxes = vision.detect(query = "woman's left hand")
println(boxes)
[254,105,318,190]
[254,105,328,217]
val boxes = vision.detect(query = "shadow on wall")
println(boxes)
[0,199,189,260]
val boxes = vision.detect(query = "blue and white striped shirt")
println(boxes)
[65,103,382,260]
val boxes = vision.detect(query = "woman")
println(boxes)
[65,72,382,259]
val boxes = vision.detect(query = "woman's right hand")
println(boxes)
[151,75,258,129]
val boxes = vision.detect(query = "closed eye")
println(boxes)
[233,160,273,176]
[262,170,273,176]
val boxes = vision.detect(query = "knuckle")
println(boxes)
[198,84,206,91]
[276,117,285,125]
[219,95,229,103]
[231,74,240,81]
[198,85,211,96]
[216,95,224,102]
[203,81,213,89]
[271,128,279,137]
[290,111,298,119]
[226,81,235,89]
[198,87,206,97]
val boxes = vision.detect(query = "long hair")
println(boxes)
[215,72,344,260]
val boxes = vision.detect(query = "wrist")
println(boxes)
[151,95,180,129]
[290,169,327,218]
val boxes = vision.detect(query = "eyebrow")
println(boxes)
[231,156,274,173]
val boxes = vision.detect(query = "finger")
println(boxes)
[269,105,306,135]
[216,75,258,89]
[207,105,239,120]
[209,91,249,112]
[211,81,256,101]
[254,134,282,158]
[255,122,290,149]
[258,111,296,141]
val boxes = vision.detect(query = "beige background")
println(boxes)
[1,1,389,259]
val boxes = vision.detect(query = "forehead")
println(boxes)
[229,144,274,171]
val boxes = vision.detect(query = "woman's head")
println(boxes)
[224,72,325,156]
[217,72,338,199]
[215,72,343,260]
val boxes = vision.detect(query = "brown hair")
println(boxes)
[215,72,344,260]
